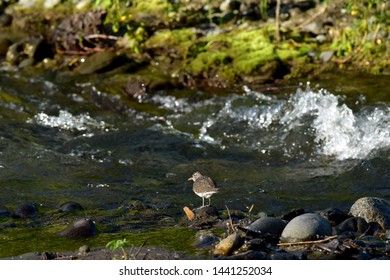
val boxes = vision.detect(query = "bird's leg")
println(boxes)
[202,197,205,207]
[208,197,211,206]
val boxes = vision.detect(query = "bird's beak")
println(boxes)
[188,177,193,181]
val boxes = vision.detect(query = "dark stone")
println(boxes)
[220,250,269,260]
[58,201,84,213]
[271,251,301,260]
[59,219,97,238]
[0,13,12,27]
[0,205,11,218]
[193,205,219,218]
[335,217,368,234]
[320,207,350,226]
[247,238,267,251]
[246,217,287,235]
[281,208,305,221]
[0,221,16,230]
[12,203,37,218]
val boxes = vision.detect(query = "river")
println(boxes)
[0,69,389,257]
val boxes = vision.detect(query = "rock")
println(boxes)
[319,207,350,226]
[59,219,97,238]
[0,221,16,230]
[0,14,12,27]
[0,205,11,218]
[280,213,332,243]
[271,251,304,260]
[246,217,287,235]
[214,232,244,256]
[334,217,368,234]
[193,230,219,249]
[12,203,37,218]
[319,50,334,63]
[78,245,90,254]
[58,201,84,213]
[349,197,390,229]
[73,51,118,74]
[281,208,305,221]
[221,250,269,260]
[193,205,219,219]
[0,38,11,57]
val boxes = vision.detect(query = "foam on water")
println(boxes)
[281,84,390,160]
[28,110,108,132]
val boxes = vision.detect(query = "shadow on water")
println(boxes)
[0,70,389,257]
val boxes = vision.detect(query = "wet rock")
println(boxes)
[349,197,390,229]
[73,51,118,74]
[280,213,332,243]
[281,208,305,221]
[194,205,219,219]
[221,250,269,260]
[193,230,219,249]
[214,232,244,256]
[271,251,304,260]
[0,205,11,218]
[12,203,37,218]
[0,14,12,27]
[59,219,97,238]
[5,38,52,66]
[0,221,16,230]
[0,38,11,57]
[58,201,84,213]
[334,217,368,235]
[246,217,287,235]
[78,245,90,254]
[319,50,334,63]
[319,207,350,226]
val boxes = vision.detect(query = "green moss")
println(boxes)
[189,52,231,76]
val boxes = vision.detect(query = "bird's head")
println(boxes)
[188,171,202,181]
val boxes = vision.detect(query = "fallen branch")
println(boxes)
[278,235,337,247]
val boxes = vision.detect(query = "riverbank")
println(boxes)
[0,0,389,91]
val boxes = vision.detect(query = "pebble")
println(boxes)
[246,217,287,235]
[78,245,90,254]
[280,213,332,243]
[59,219,97,238]
[349,197,390,229]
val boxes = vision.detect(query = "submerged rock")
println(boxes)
[59,219,97,238]
[349,197,390,229]
[0,205,11,218]
[280,213,332,243]
[58,201,84,213]
[12,203,37,218]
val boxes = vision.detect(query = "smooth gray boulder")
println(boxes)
[246,217,287,235]
[280,213,332,243]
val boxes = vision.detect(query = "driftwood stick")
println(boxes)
[278,235,337,247]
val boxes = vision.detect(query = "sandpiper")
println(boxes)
[188,171,219,207]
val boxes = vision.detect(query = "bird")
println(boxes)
[188,171,219,207]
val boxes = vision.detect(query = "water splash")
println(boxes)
[28,110,108,132]
[169,84,390,161]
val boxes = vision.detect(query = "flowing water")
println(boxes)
[0,70,390,257]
